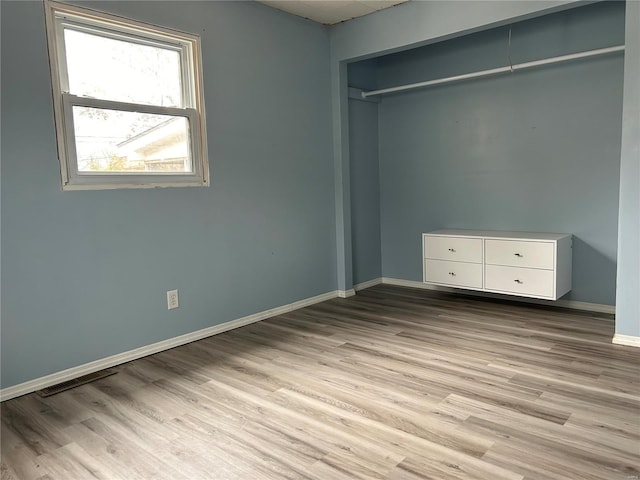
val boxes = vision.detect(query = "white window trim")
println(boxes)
[44,0,210,190]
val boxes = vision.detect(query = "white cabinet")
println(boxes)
[422,229,572,300]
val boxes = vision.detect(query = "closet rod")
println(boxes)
[361,45,625,98]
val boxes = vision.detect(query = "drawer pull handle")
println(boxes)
[448,272,456,276]
[514,279,523,284]
[514,253,523,257]
[448,248,456,252]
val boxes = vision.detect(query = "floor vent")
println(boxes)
[35,369,117,397]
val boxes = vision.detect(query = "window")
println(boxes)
[44,1,209,190]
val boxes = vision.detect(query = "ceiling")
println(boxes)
[258,0,410,25]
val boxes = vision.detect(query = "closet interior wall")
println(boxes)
[348,59,382,287]
[348,0,626,305]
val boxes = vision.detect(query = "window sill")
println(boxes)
[61,180,210,191]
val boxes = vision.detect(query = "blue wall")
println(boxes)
[348,61,381,285]
[374,2,625,305]
[616,0,640,337]
[348,99,381,285]
[0,1,335,389]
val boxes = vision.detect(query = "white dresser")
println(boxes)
[422,229,572,300]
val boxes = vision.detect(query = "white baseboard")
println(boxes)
[380,277,616,315]
[0,290,339,402]
[338,289,356,298]
[382,277,429,289]
[553,300,615,315]
[353,278,383,291]
[612,334,640,347]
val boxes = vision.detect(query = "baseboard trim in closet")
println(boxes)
[612,333,640,348]
[0,289,339,402]
[380,277,615,315]
[353,278,383,291]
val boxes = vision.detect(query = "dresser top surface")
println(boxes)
[424,229,572,241]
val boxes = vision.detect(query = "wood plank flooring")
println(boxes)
[2,285,639,479]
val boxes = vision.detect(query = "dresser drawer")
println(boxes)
[424,236,483,264]
[485,239,554,270]
[485,265,554,298]
[425,259,483,289]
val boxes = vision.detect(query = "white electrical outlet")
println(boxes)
[167,289,179,310]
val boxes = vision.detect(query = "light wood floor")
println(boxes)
[2,285,640,480]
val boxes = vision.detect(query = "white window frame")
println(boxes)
[44,0,209,190]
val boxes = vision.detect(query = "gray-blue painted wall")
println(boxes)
[349,99,381,285]
[374,2,625,305]
[616,0,640,337]
[348,61,381,285]
[0,1,335,389]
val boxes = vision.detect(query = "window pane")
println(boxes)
[64,29,183,107]
[72,106,192,174]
